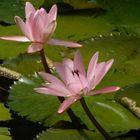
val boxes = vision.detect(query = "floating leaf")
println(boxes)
[0,0,24,24]
[0,25,27,59]
[55,15,113,41]
[36,128,137,140]
[0,127,12,140]
[95,0,140,37]
[8,74,70,127]
[36,129,104,140]
[0,103,11,121]
[63,0,101,9]
[72,94,140,134]
[8,74,140,135]
[3,53,43,76]
[115,84,140,119]
[80,35,140,87]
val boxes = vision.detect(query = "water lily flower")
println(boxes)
[35,51,120,113]
[0,2,81,53]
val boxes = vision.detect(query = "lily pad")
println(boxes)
[0,103,11,121]
[55,15,113,41]
[0,0,24,24]
[36,129,104,140]
[95,0,140,37]
[115,84,140,119]
[80,35,140,87]
[8,74,140,135]
[3,53,44,76]
[36,128,137,140]
[72,95,140,133]
[0,25,27,59]
[63,0,101,9]
[8,74,70,127]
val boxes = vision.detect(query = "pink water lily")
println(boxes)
[35,51,120,113]
[0,2,81,53]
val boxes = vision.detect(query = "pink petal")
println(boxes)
[67,77,83,95]
[27,43,43,53]
[47,84,71,96]
[58,94,82,114]
[78,73,88,91]
[25,2,36,18]
[63,59,74,71]
[25,13,34,41]
[87,86,120,95]
[0,36,30,42]
[63,65,76,85]
[64,67,84,94]
[34,87,67,97]
[15,16,31,40]
[64,66,87,94]
[49,4,57,21]
[54,62,66,83]
[88,62,105,90]
[31,10,42,41]
[94,59,114,87]
[87,52,99,83]
[74,51,86,76]
[38,72,65,87]
[37,8,48,29]
[42,21,57,43]
[48,38,82,48]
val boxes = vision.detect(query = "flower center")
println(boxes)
[72,70,79,76]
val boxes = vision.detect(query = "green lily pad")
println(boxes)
[115,84,140,119]
[72,95,140,133]
[8,74,140,135]
[95,0,140,37]
[0,25,27,59]
[0,127,12,140]
[0,103,11,121]
[55,15,113,41]
[36,129,138,140]
[0,0,24,24]
[8,74,70,127]
[63,0,101,9]
[0,0,45,24]
[36,129,104,140]
[80,35,140,87]
[3,53,44,76]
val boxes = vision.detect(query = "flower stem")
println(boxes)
[39,49,81,128]
[80,97,113,140]
[39,49,51,73]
